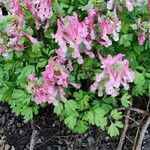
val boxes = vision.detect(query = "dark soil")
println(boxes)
[0,99,150,150]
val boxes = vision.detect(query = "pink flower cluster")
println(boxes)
[53,9,121,64]
[90,54,135,97]
[98,16,121,47]
[138,34,146,45]
[53,10,96,64]
[27,57,80,105]
[125,0,133,12]
[135,19,148,45]
[5,0,24,51]
[0,0,38,55]
[25,0,52,30]
[106,0,144,12]
[25,8,135,105]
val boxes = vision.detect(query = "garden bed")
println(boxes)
[0,98,149,150]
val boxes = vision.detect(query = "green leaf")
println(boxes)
[64,100,78,115]
[103,97,117,105]
[108,123,119,137]
[94,108,107,129]
[12,89,31,105]
[95,115,107,130]
[120,93,131,108]
[134,45,145,55]
[73,90,83,101]
[133,72,146,96]
[101,103,112,114]
[110,110,122,120]
[74,120,88,134]
[67,6,74,14]
[84,111,95,124]
[119,34,133,47]
[78,95,90,110]
[64,115,77,130]
[17,65,35,87]
[115,121,123,128]
[54,103,63,115]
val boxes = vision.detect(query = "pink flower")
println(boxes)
[2,1,38,53]
[98,16,121,47]
[70,83,81,89]
[25,0,52,30]
[27,56,80,105]
[138,34,146,45]
[7,0,24,28]
[0,46,8,57]
[42,57,69,87]
[85,9,97,40]
[23,33,38,44]
[90,54,135,97]
[125,0,133,12]
[28,74,37,81]
[53,11,95,64]
[0,8,2,16]
[136,0,143,6]
[148,0,150,10]
[107,0,114,10]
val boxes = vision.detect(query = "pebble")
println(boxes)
[47,146,52,150]
[0,128,5,134]
[5,144,10,150]
[0,139,3,145]
[19,130,23,135]
[87,137,94,143]
[37,138,42,144]
[11,146,15,150]
[105,136,110,142]
[17,123,21,127]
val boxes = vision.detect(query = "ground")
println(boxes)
[0,98,149,150]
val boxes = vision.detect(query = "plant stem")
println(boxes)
[116,108,131,150]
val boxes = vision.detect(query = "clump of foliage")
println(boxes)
[0,0,149,137]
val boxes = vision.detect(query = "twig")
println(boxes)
[136,115,150,150]
[127,116,139,125]
[116,108,131,150]
[132,98,150,150]
[29,119,38,150]
[117,107,145,114]
[126,135,133,144]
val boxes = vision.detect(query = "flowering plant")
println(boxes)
[0,0,149,136]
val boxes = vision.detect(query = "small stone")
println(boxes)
[11,146,15,150]
[58,140,63,144]
[105,136,109,142]
[19,130,23,135]
[0,140,3,145]
[1,135,6,140]
[37,138,42,144]
[107,142,110,146]
[47,146,52,150]
[87,137,94,143]
[5,144,10,150]
[0,128,5,134]
[26,144,30,149]
[17,123,21,127]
